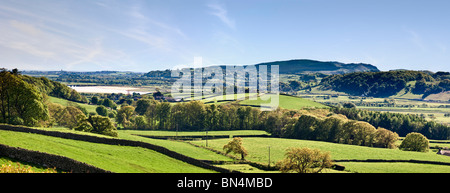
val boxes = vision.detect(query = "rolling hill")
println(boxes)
[144,59,380,78]
[254,59,379,74]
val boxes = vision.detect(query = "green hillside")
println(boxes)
[0,129,214,173]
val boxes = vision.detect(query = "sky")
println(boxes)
[0,0,449,72]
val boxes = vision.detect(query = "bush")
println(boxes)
[96,105,108,116]
[9,116,24,126]
[276,147,333,173]
[74,115,118,137]
[74,119,93,133]
[88,115,118,137]
[343,102,357,108]
[399,132,429,152]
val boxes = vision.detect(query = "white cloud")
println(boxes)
[207,3,236,30]
[0,1,189,71]
[118,3,187,52]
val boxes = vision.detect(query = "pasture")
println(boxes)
[239,94,328,109]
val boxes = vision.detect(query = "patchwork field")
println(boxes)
[2,124,450,173]
[191,137,450,173]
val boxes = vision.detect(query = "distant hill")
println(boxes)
[320,70,450,98]
[145,59,380,77]
[254,59,379,74]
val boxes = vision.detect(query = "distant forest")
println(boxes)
[320,70,450,98]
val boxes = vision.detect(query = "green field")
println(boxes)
[239,94,328,110]
[3,125,450,173]
[191,137,450,173]
[0,130,214,173]
[339,162,450,173]
[48,96,98,113]
[118,130,234,162]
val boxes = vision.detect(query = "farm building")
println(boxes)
[437,149,450,156]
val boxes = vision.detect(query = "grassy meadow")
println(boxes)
[48,96,98,113]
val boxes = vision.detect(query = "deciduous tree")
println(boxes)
[223,137,248,160]
[276,147,333,173]
[399,132,429,152]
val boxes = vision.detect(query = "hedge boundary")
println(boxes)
[0,124,238,173]
[0,143,111,173]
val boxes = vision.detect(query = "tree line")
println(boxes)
[21,72,88,103]
[332,107,450,140]
[272,112,398,148]
[116,98,398,148]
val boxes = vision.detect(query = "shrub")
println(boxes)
[276,147,333,173]
[95,105,108,116]
[74,115,118,137]
[399,132,429,152]
[88,115,118,137]
[343,102,357,108]
[9,116,24,126]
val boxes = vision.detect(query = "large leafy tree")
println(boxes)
[117,105,135,128]
[155,102,171,130]
[223,137,248,160]
[399,132,429,152]
[0,69,48,126]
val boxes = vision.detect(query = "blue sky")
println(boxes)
[0,0,449,72]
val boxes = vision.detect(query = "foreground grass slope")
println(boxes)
[31,126,235,162]
[0,130,213,173]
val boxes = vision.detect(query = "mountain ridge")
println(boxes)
[253,59,379,74]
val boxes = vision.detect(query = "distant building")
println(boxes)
[437,149,450,157]
[166,97,182,102]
